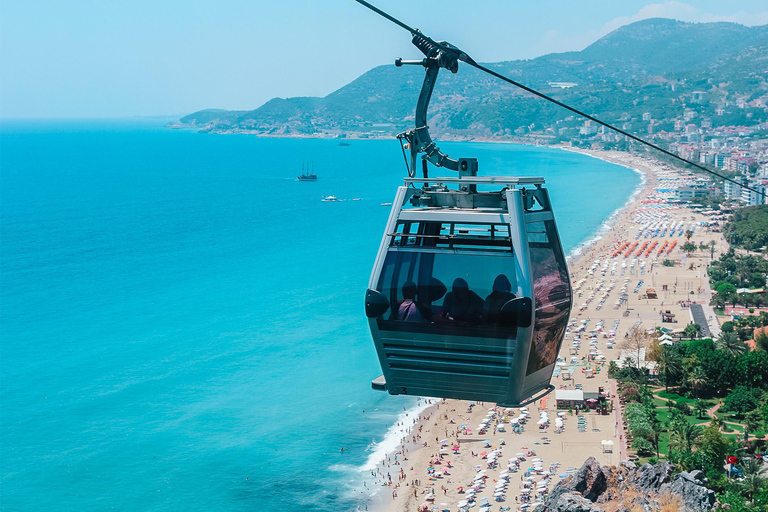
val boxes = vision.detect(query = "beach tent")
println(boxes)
[601,440,614,453]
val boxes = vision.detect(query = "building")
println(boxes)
[580,120,598,136]
[691,91,708,104]
[555,389,584,409]
[725,176,746,200]
[676,185,710,201]
[742,182,768,206]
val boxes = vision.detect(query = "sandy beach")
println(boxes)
[366,147,727,512]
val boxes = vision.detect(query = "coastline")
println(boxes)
[360,147,664,512]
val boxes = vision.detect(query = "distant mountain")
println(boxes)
[174,18,768,139]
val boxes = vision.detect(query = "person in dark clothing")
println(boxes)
[441,278,483,325]
[483,274,517,326]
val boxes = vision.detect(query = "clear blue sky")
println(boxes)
[1,0,766,118]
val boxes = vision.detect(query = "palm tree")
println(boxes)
[716,331,746,356]
[656,347,683,393]
[687,366,708,399]
[669,423,702,454]
[745,410,763,438]
[694,399,709,420]
[737,458,767,503]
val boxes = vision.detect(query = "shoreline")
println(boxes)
[361,147,663,512]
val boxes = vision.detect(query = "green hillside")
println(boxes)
[175,18,768,138]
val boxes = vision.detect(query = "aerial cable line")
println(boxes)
[354,0,767,200]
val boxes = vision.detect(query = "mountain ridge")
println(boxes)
[174,18,768,139]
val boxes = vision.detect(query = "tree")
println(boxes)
[682,242,697,256]
[745,409,763,436]
[699,422,729,479]
[669,423,702,454]
[724,386,759,418]
[708,240,716,260]
[656,346,683,393]
[737,458,767,503]
[701,349,737,396]
[738,351,768,389]
[685,229,694,241]
[687,366,708,399]
[695,399,709,419]
[620,329,650,373]
[684,323,701,340]
[710,293,727,310]
[716,331,747,356]
[750,272,766,289]
[757,331,768,352]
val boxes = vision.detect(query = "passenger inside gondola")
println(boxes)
[397,281,432,322]
[483,274,517,326]
[439,278,483,325]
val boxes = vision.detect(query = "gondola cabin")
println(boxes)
[365,175,572,406]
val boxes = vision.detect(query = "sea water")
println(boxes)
[0,119,640,511]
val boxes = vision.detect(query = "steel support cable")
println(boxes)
[354,0,767,200]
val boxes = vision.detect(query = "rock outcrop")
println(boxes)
[531,457,716,512]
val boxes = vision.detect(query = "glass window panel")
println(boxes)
[375,248,518,339]
[525,219,571,375]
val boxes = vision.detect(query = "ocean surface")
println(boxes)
[0,119,640,511]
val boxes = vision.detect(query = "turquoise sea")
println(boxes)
[0,119,640,511]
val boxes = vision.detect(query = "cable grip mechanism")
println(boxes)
[396,34,476,180]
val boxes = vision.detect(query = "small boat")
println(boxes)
[380,202,392,206]
[322,195,343,202]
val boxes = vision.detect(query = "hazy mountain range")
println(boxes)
[173,18,768,139]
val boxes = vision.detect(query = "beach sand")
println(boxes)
[367,148,727,512]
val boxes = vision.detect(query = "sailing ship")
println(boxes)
[297,162,318,181]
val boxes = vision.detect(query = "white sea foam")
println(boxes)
[328,399,436,510]
[359,399,434,472]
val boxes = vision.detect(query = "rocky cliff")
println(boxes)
[532,457,716,512]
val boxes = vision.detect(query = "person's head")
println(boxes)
[402,281,417,300]
[452,278,468,293]
[493,274,511,293]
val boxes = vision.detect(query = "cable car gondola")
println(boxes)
[357,0,766,406]
[361,14,571,406]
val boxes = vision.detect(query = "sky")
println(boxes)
[1,0,767,119]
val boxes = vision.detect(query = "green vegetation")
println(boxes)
[708,249,768,310]
[725,206,768,252]
[176,19,768,141]
[615,330,768,508]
